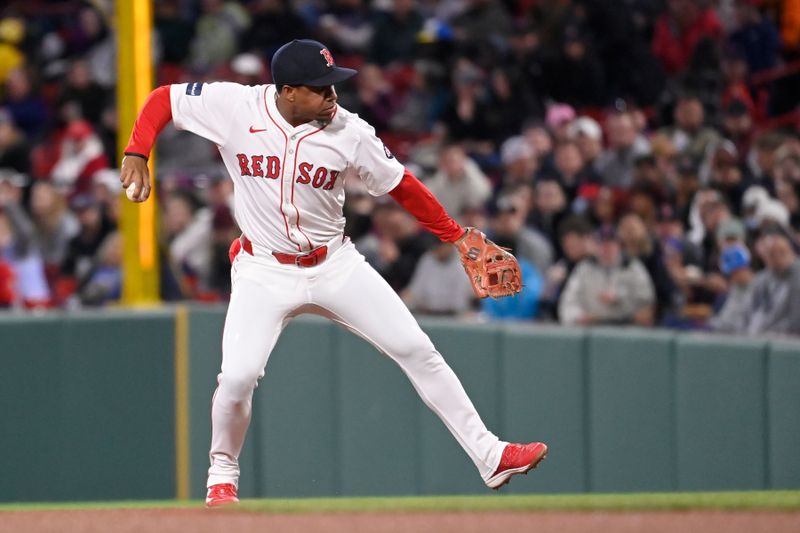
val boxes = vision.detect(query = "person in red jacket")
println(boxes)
[652,0,723,74]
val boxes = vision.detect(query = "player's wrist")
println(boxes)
[453,227,470,246]
[123,151,149,162]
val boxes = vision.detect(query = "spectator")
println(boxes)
[709,243,754,333]
[0,108,30,174]
[359,200,434,292]
[618,212,679,319]
[673,157,702,226]
[229,53,267,86]
[652,0,723,75]
[490,194,553,275]
[747,131,784,193]
[29,181,79,269]
[559,225,656,326]
[658,92,721,165]
[502,23,547,121]
[189,0,251,73]
[343,179,374,243]
[77,231,122,306]
[1,68,46,140]
[523,123,556,176]
[240,0,307,59]
[728,0,780,74]
[61,193,116,294]
[369,0,424,66]
[719,49,756,118]
[0,253,12,307]
[774,145,800,186]
[567,117,603,174]
[548,140,600,202]
[351,63,398,131]
[482,199,544,320]
[776,178,800,231]
[596,111,651,188]
[0,207,50,307]
[586,185,623,228]
[544,103,576,145]
[402,242,475,316]
[56,59,110,126]
[545,29,606,108]
[720,99,755,160]
[162,190,213,296]
[317,0,374,55]
[499,136,538,191]
[439,59,495,153]
[388,59,444,135]
[746,231,800,335]
[51,119,109,194]
[451,0,512,50]
[425,144,492,216]
[528,178,568,259]
[207,201,239,297]
[707,141,750,214]
[154,0,196,66]
[540,216,594,321]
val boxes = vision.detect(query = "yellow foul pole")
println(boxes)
[117,0,160,304]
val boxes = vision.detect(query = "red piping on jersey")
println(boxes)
[264,86,302,252]
[289,105,337,250]
[388,169,465,243]
[124,85,172,157]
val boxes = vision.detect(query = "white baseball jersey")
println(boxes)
[170,82,405,253]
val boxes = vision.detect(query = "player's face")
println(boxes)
[295,85,338,122]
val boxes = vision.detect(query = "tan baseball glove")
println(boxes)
[456,227,523,299]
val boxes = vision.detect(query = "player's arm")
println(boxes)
[120,85,173,202]
[388,170,521,298]
[387,168,466,243]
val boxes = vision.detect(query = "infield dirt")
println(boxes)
[1,509,799,533]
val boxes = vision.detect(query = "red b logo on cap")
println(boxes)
[320,48,335,67]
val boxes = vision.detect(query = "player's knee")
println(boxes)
[218,370,260,399]
[394,336,438,363]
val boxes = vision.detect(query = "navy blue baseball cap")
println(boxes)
[271,39,357,87]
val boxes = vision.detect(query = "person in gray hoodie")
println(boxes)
[559,225,655,326]
[746,230,800,336]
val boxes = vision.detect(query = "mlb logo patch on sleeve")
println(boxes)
[186,82,204,96]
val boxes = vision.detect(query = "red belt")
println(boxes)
[241,236,328,267]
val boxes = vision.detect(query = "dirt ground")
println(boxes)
[1,509,799,533]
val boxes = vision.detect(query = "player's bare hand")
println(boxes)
[120,155,152,203]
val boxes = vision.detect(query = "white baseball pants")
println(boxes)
[207,239,505,488]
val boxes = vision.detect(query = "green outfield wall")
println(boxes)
[1,307,798,502]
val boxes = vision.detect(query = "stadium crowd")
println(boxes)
[0,0,799,336]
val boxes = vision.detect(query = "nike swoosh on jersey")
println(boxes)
[249,126,267,133]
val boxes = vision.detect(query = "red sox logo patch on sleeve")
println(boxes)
[320,48,335,67]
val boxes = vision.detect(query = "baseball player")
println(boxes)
[120,39,547,507]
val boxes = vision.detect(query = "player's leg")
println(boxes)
[208,261,302,489]
[311,243,505,481]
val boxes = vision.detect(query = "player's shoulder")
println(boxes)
[173,81,260,99]
[330,105,378,137]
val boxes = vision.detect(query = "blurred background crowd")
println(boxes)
[0,0,799,335]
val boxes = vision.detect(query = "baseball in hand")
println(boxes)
[126,183,138,201]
